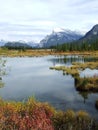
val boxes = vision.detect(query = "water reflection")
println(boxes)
[84,56,98,62]
[78,92,89,104]
[49,55,98,66]
[0,58,7,88]
[80,68,98,77]
[48,55,83,66]
[0,56,98,119]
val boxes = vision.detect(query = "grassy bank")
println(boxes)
[0,48,98,57]
[72,62,98,70]
[0,97,98,130]
[50,61,98,92]
[50,66,79,77]
[75,76,98,92]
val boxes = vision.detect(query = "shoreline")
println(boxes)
[0,48,98,57]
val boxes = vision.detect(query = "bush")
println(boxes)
[52,110,98,130]
[0,98,54,130]
[0,98,98,130]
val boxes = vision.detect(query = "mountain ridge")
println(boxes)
[79,24,98,43]
[40,29,83,48]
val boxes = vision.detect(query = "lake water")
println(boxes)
[0,55,98,119]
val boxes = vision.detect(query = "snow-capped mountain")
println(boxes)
[40,29,83,48]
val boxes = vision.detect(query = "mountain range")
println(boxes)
[4,42,32,49]
[0,40,40,48]
[0,24,98,48]
[40,29,83,48]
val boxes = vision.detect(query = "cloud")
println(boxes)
[0,0,97,42]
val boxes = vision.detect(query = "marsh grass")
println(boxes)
[50,66,79,77]
[52,109,98,130]
[72,62,98,70]
[75,76,98,92]
[50,61,98,92]
[0,97,97,130]
[0,48,98,57]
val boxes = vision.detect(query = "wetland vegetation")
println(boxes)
[0,97,98,130]
[0,48,98,129]
[50,60,98,92]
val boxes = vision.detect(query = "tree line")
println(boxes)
[53,39,98,52]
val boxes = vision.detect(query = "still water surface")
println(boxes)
[0,55,98,119]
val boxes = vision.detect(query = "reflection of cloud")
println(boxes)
[80,68,98,77]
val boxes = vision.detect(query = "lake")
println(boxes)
[0,55,98,119]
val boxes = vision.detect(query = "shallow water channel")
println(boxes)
[0,55,98,119]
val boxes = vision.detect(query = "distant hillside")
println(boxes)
[40,29,83,48]
[4,42,32,49]
[79,24,98,43]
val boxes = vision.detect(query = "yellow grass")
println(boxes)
[50,66,79,77]
[72,62,98,70]
[0,48,98,57]
[75,76,98,92]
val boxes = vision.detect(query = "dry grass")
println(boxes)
[75,76,98,92]
[0,48,55,57]
[0,48,98,57]
[72,62,98,70]
[50,66,79,77]
[50,61,98,92]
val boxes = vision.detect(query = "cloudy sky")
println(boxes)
[0,0,98,42]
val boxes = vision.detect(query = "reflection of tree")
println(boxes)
[79,92,89,104]
[0,58,6,88]
[49,56,85,66]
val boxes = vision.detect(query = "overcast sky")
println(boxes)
[0,0,98,42]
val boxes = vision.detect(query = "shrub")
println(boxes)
[0,98,98,130]
[0,98,54,130]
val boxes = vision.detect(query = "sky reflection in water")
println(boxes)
[0,55,98,119]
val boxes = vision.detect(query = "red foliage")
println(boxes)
[0,101,54,130]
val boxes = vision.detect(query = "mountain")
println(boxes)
[4,41,32,49]
[1,40,40,48]
[79,24,98,43]
[0,40,7,46]
[40,29,83,48]
[26,41,40,48]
